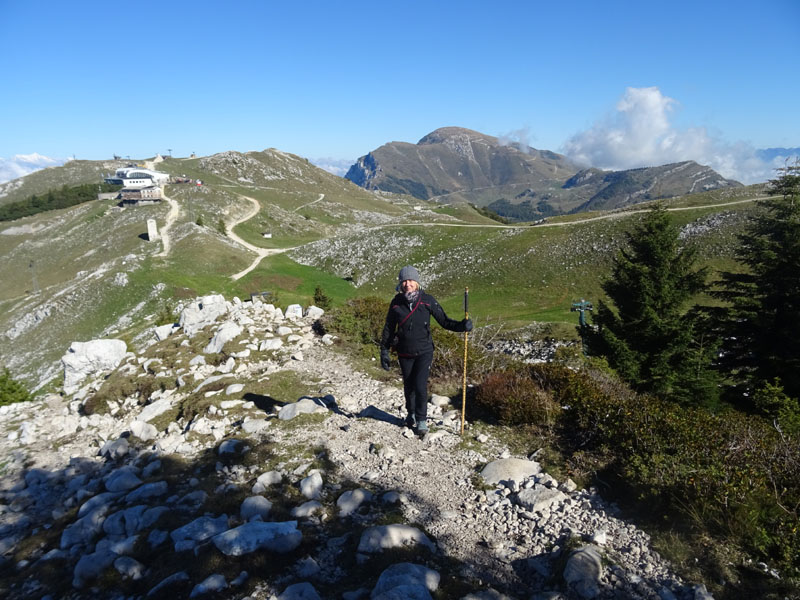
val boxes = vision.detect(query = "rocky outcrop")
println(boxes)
[61,339,128,394]
[0,295,714,600]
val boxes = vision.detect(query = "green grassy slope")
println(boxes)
[0,151,766,390]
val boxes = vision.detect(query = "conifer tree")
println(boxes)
[0,367,31,406]
[589,205,717,405]
[713,161,800,407]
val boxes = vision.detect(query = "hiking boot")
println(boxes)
[415,419,429,434]
[404,414,416,428]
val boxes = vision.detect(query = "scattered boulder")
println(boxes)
[300,471,323,500]
[130,420,158,441]
[277,582,321,600]
[337,488,372,517]
[480,458,541,486]
[61,339,128,394]
[372,562,440,598]
[305,306,324,320]
[515,486,567,513]
[563,545,603,599]
[241,495,272,521]
[212,521,302,556]
[179,294,229,337]
[285,304,304,320]
[204,321,243,354]
[190,573,228,597]
[357,524,436,554]
[279,398,327,421]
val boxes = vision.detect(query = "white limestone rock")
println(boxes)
[305,305,324,320]
[62,339,128,394]
[563,545,603,599]
[285,304,304,320]
[170,515,229,550]
[260,338,284,351]
[130,420,158,441]
[72,549,116,588]
[191,574,228,598]
[242,418,270,434]
[291,501,323,518]
[153,324,177,342]
[105,466,143,492]
[372,562,440,599]
[277,582,321,600]
[179,294,229,337]
[252,470,282,493]
[278,398,327,421]
[212,521,302,556]
[204,322,243,354]
[300,472,323,500]
[357,524,436,554]
[337,488,373,517]
[515,486,567,513]
[241,495,272,521]
[480,458,541,486]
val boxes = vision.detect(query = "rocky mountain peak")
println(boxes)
[417,127,497,147]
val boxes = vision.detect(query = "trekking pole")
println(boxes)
[460,287,469,436]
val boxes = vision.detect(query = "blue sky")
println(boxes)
[0,0,798,183]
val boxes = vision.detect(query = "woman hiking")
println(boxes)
[380,266,473,434]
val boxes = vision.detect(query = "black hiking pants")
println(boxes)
[398,351,433,423]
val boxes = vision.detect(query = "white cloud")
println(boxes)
[497,127,534,153]
[561,87,794,184]
[309,157,354,177]
[0,153,65,184]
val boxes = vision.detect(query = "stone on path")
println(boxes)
[190,573,228,597]
[563,545,603,599]
[279,398,327,421]
[371,562,440,599]
[114,556,146,580]
[480,458,541,486]
[212,521,302,556]
[291,501,323,518]
[277,582,321,600]
[241,495,272,521]
[515,486,567,513]
[337,488,372,517]
[300,471,323,500]
[357,524,436,554]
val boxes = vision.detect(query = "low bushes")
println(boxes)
[472,365,559,426]
[473,363,800,576]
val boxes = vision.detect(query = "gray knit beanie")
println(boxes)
[396,265,421,291]
[398,265,420,284]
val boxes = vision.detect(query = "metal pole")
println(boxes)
[460,287,469,436]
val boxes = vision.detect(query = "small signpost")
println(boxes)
[571,299,593,354]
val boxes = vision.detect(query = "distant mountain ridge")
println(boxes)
[346,127,742,219]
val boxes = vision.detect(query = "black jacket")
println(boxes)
[380,291,466,357]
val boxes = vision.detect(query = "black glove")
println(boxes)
[380,347,391,371]
[463,318,473,332]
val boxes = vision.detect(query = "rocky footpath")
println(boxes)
[0,295,714,600]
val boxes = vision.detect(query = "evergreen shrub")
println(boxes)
[0,368,31,406]
[323,296,386,350]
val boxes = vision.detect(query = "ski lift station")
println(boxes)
[105,167,169,189]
